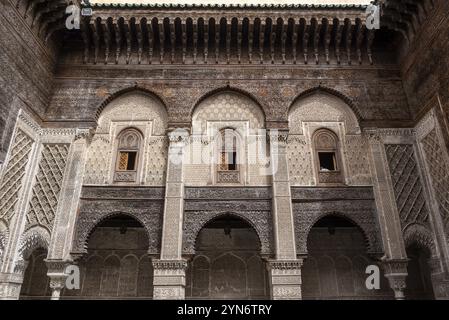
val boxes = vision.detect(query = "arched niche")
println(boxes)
[289,91,360,135]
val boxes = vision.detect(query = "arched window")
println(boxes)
[313,129,343,184]
[217,129,240,184]
[114,128,142,183]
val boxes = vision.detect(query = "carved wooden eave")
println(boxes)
[381,0,437,47]
[12,0,81,42]
[78,4,379,65]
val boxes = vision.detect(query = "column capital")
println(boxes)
[167,128,190,143]
[381,258,408,300]
[266,259,303,300]
[152,259,188,300]
[266,259,304,271]
[45,259,72,300]
[268,129,289,141]
[152,259,188,271]
[74,128,94,143]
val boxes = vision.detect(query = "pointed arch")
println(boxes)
[191,87,267,122]
[79,212,150,254]
[289,87,361,134]
[305,212,374,254]
[94,86,168,122]
[191,89,266,132]
[291,86,362,120]
[192,213,263,252]
[17,226,50,261]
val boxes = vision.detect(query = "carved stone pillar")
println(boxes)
[267,130,302,299]
[382,258,408,300]
[365,129,409,297]
[154,129,189,299]
[0,260,27,300]
[48,129,92,261]
[0,111,41,299]
[267,259,303,300]
[152,259,188,300]
[45,260,70,300]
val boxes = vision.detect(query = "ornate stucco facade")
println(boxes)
[0,0,449,300]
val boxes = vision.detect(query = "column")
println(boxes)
[268,129,302,300]
[46,129,92,299]
[365,128,409,299]
[45,260,70,300]
[153,128,189,300]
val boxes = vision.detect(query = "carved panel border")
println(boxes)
[292,187,383,256]
[183,210,272,256]
[71,186,164,255]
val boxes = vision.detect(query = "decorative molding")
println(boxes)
[421,129,449,237]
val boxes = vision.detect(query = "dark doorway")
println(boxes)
[63,214,153,299]
[302,215,393,299]
[405,244,435,300]
[20,248,51,299]
[186,215,268,299]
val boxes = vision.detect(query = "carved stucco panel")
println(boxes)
[183,210,272,256]
[25,144,70,233]
[293,199,383,256]
[72,199,163,255]
[0,129,34,223]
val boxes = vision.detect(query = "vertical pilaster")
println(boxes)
[153,129,189,300]
[365,128,408,299]
[45,129,92,299]
[0,111,41,299]
[268,129,302,300]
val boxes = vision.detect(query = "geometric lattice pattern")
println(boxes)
[345,135,372,186]
[287,135,314,186]
[25,144,70,232]
[385,144,429,229]
[0,129,34,223]
[145,137,167,185]
[421,130,449,234]
[193,92,265,131]
[84,136,112,185]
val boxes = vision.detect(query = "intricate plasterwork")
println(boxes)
[192,91,265,132]
[292,188,383,256]
[421,130,449,235]
[344,135,372,185]
[17,226,50,262]
[71,187,164,255]
[0,129,34,223]
[84,91,168,186]
[25,144,70,233]
[97,92,168,135]
[384,144,430,230]
[403,223,436,256]
[287,135,314,186]
[289,91,360,135]
[84,136,112,184]
[145,137,168,185]
[0,221,8,265]
[183,210,272,256]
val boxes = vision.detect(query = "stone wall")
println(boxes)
[401,0,449,148]
[0,1,57,163]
